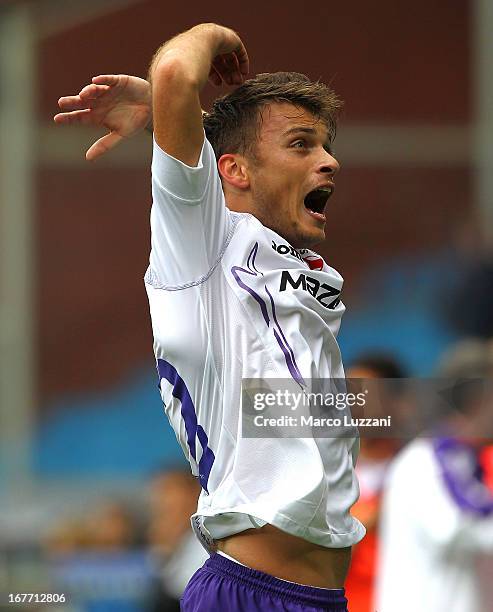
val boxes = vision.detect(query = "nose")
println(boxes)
[319,151,340,176]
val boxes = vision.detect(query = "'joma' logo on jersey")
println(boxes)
[272,240,304,262]
[279,271,341,310]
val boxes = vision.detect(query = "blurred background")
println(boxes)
[0,0,492,610]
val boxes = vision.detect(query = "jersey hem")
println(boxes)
[192,508,366,552]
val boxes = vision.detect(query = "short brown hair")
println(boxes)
[203,72,343,160]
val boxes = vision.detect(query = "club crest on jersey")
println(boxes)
[302,254,324,271]
[272,241,324,271]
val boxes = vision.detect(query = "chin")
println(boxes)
[293,226,325,249]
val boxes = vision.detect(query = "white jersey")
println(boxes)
[145,134,365,552]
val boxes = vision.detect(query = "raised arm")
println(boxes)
[149,23,249,167]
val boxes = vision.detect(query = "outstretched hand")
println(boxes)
[54,74,152,161]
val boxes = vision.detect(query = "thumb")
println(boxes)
[86,131,123,161]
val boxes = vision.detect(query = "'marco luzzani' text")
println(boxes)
[253,415,392,428]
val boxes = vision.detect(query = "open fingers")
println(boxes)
[57,84,110,113]
[53,109,92,125]
[79,83,110,100]
[57,95,87,111]
[86,131,123,161]
[57,83,110,112]
[91,74,120,86]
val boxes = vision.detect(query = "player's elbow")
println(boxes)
[152,53,200,91]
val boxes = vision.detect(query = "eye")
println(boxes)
[291,140,306,149]
[323,144,334,155]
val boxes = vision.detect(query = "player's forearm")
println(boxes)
[149,23,245,164]
[145,109,209,136]
[149,23,224,91]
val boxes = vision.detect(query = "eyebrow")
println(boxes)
[282,126,333,153]
[283,126,320,137]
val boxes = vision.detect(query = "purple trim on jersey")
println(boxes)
[433,437,493,517]
[231,264,270,326]
[247,242,262,275]
[265,284,304,385]
[157,358,215,493]
[231,243,304,386]
[181,553,348,611]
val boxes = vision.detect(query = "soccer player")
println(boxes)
[55,23,365,612]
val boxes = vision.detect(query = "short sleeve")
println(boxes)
[147,133,232,287]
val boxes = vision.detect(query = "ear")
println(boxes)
[217,154,250,190]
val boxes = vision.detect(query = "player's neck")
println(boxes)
[224,189,255,214]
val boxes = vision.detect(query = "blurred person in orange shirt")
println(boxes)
[481,442,493,492]
[343,355,405,612]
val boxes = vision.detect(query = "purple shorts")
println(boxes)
[180,553,348,611]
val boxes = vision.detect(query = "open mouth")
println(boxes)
[303,187,333,221]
